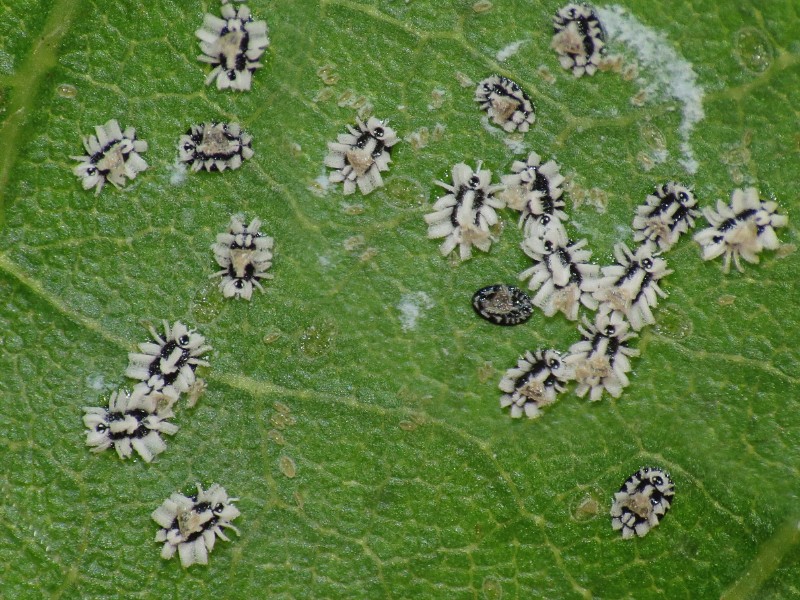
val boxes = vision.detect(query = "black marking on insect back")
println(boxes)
[472,284,533,326]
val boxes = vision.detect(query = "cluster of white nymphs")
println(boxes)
[611,467,674,539]
[565,308,639,401]
[178,122,254,172]
[196,1,269,91]
[694,187,788,273]
[152,483,241,568]
[325,117,399,195]
[633,182,699,251]
[551,3,606,77]
[212,215,274,300]
[499,350,570,418]
[72,119,148,194]
[425,162,505,261]
[474,75,535,133]
[510,153,598,321]
[126,321,212,408]
[83,390,178,462]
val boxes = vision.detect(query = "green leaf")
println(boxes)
[1,0,798,597]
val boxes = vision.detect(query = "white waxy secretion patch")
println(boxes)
[126,321,211,406]
[564,308,639,401]
[519,237,599,321]
[425,162,505,261]
[83,389,178,462]
[499,349,570,418]
[152,483,241,568]
[325,117,398,195]
[178,122,254,172]
[693,187,788,273]
[551,3,606,77]
[212,215,275,300]
[71,119,148,194]
[196,2,269,91]
[588,242,673,331]
[611,467,674,539]
[474,75,535,132]
[633,182,699,251]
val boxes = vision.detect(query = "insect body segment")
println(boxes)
[475,75,535,132]
[694,187,788,273]
[552,3,606,77]
[71,119,148,194]
[178,122,254,172]
[212,216,274,300]
[196,2,269,91]
[589,243,673,331]
[152,483,240,567]
[325,117,399,195]
[611,467,674,539]
[425,162,505,261]
[499,350,570,418]
[564,308,639,401]
[633,182,699,251]
[83,390,178,462]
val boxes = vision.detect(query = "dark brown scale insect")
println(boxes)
[472,284,533,325]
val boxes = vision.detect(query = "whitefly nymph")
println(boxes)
[178,122,254,172]
[564,308,639,401]
[519,237,599,321]
[499,349,570,418]
[551,3,606,77]
[472,284,533,326]
[325,117,398,195]
[425,162,505,261]
[72,119,148,194]
[212,215,274,300]
[475,75,535,133]
[693,187,788,273]
[126,321,211,404]
[589,242,673,331]
[611,467,675,539]
[500,151,566,224]
[633,182,699,251]
[196,2,269,91]
[83,390,178,463]
[152,483,241,568]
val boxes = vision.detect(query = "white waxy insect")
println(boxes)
[178,122,254,172]
[500,152,566,224]
[633,182,699,251]
[425,162,505,261]
[499,350,570,418]
[588,243,673,331]
[324,117,398,195]
[518,236,599,320]
[611,467,674,539]
[551,3,606,77]
[564,308,639,401]
[693,187,788,273]
[71,119,148,194]
[152,483,241,568]
[196,2,269,91]
[83,390,178,462]
[474,75,535,132]
[126,321,211,403]
[212,215,274,300]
